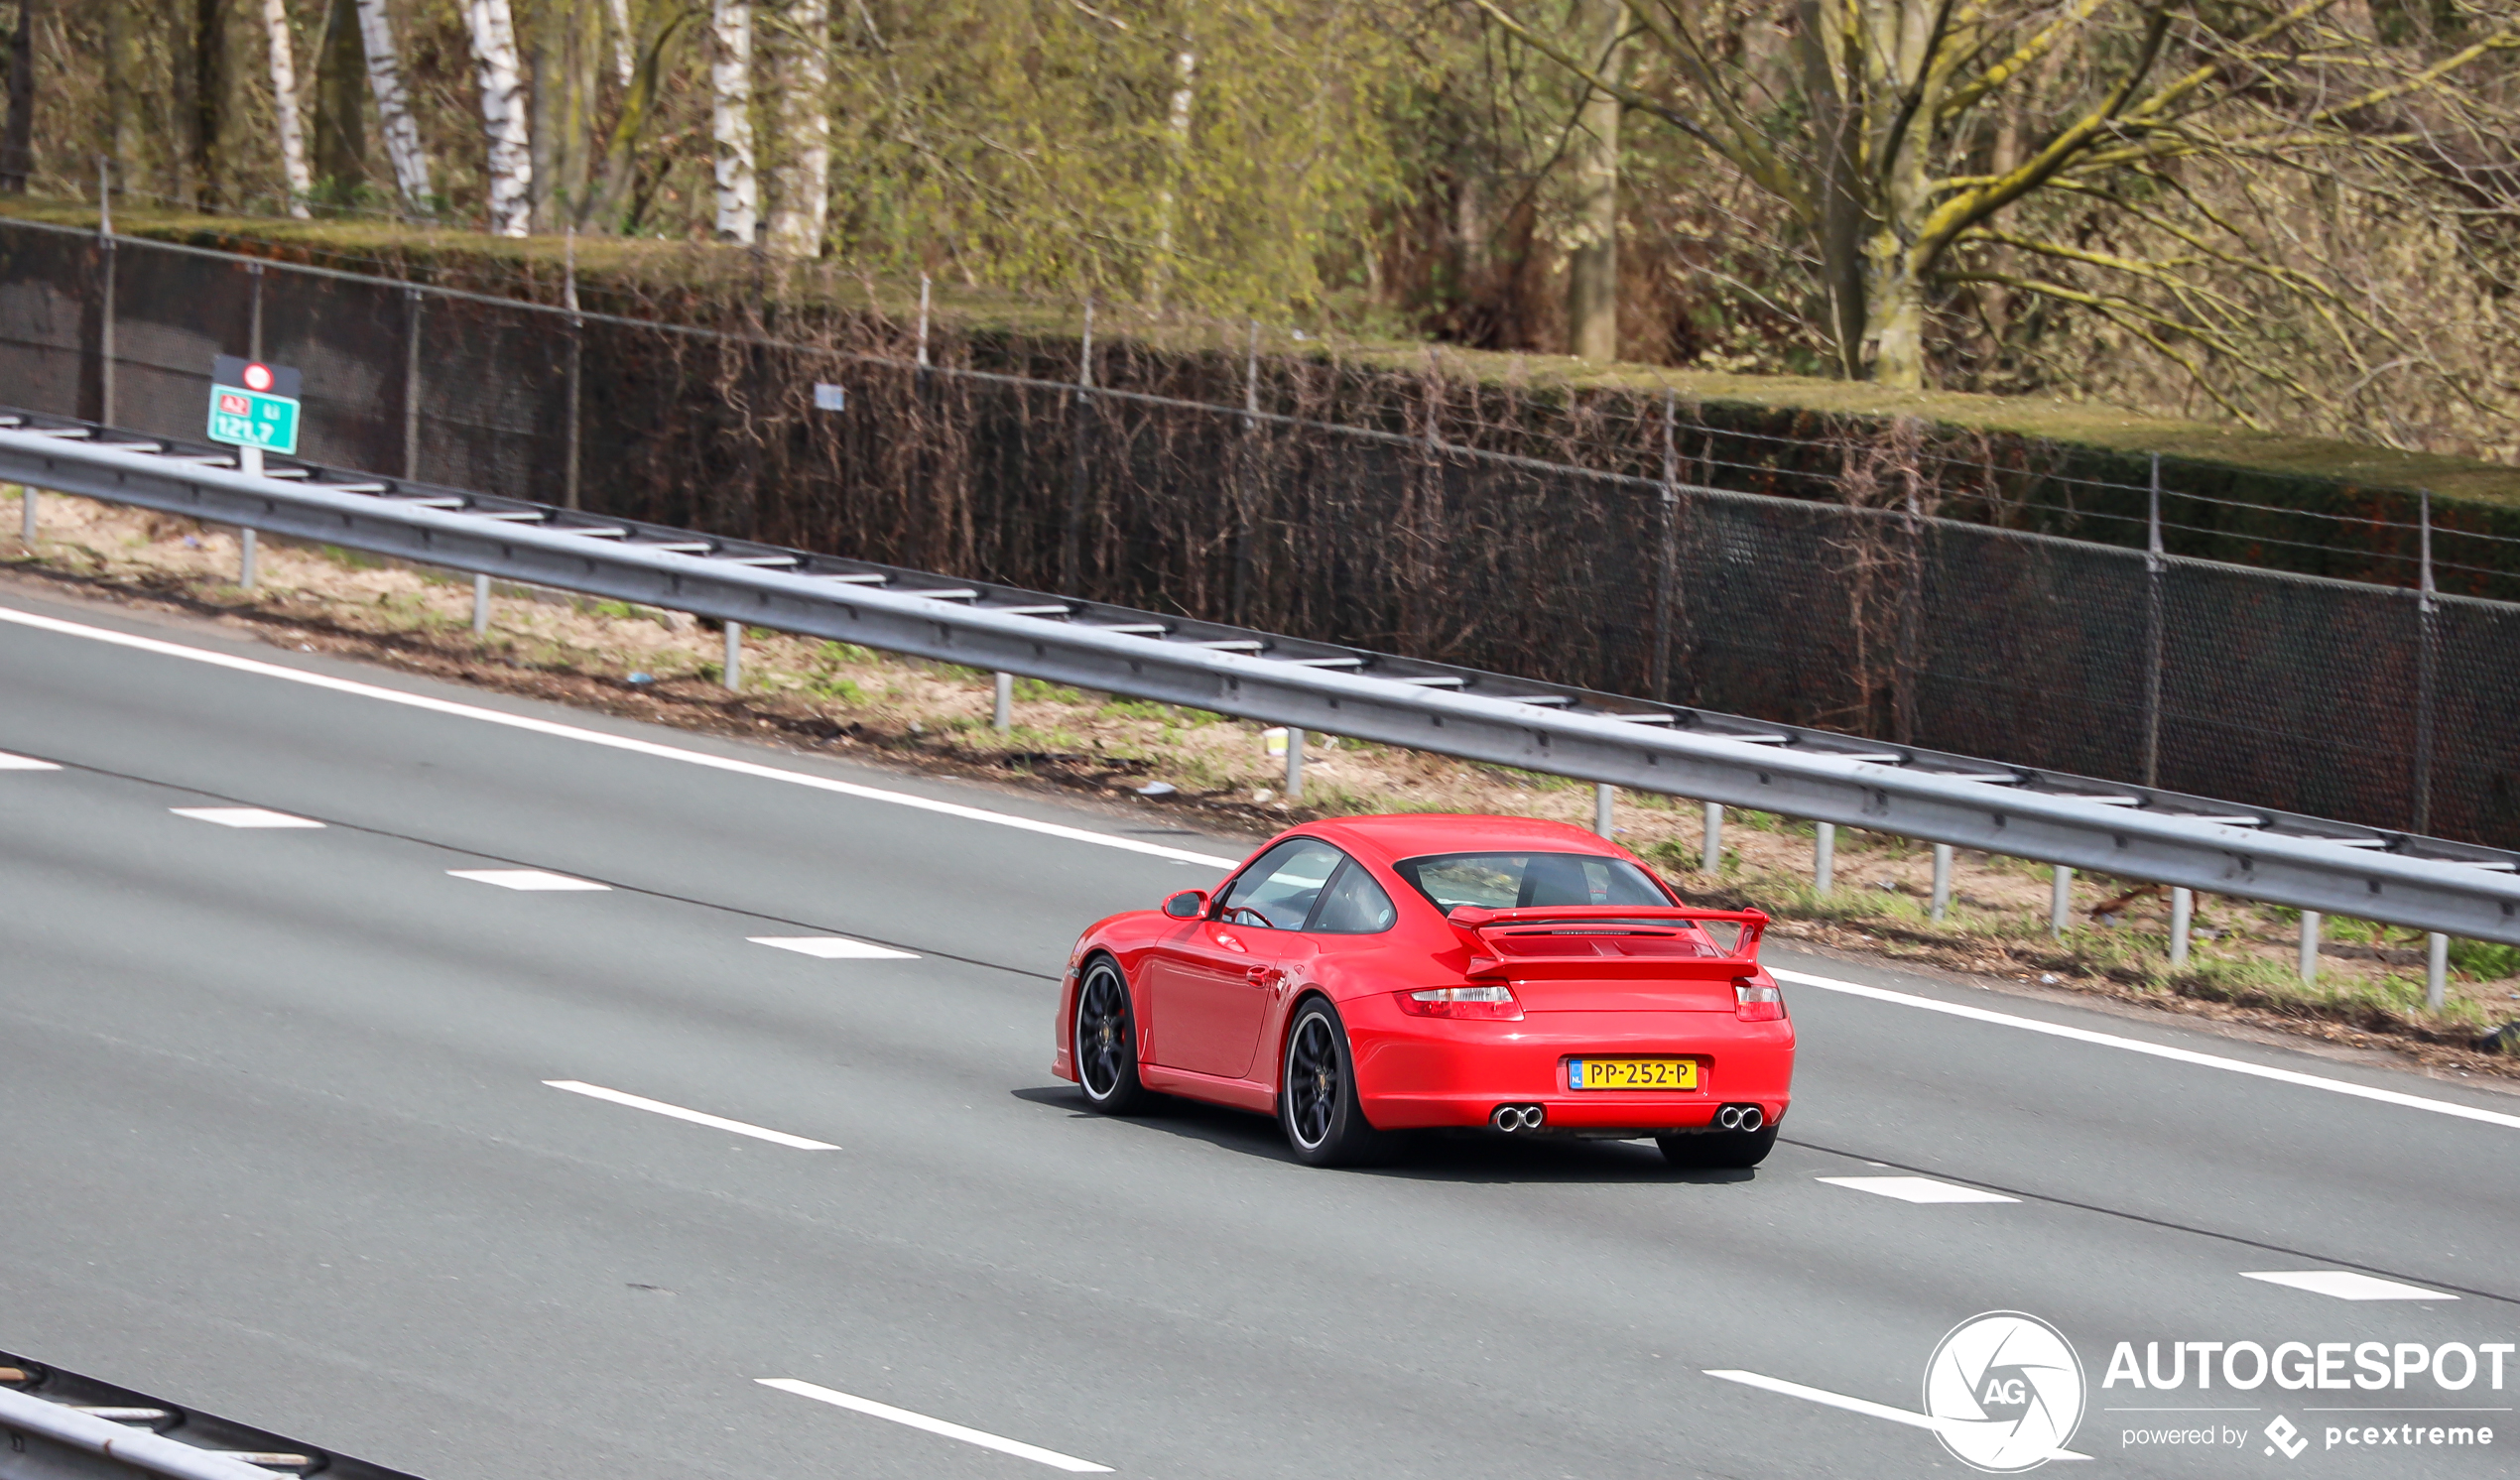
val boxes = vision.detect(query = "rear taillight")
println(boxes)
[1398,984,1524,1021]
[1734,977,1785,1022]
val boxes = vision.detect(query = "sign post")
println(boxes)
[207,356,301,588]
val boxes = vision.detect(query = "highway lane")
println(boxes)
[3,587,2515,1479]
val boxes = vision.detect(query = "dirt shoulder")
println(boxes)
[7,486,2517,1083]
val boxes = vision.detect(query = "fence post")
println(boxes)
[2168,886,2193,967]
[2413,490,2437,834]
[2050,864,2073,936]
[1284,725,1305,800]
[1701,802,1722,873]
[1593,783,1614,837]
[916,274,931,369]
[242,263,263,576]
[1061,299,1093,591]
[723,621,743,691]
[97,157,117,427]
[1651,389,1679,702]
[992,671,1013,732]
[2298,911,2321,982]
[1228,317,1259,625]
[1930,843,1953,922]
[2426,931,2449,1011]
[403,289,423,481]
[1813,821,1834,895]
[2141,452,2164,788]
[564,227,582,511]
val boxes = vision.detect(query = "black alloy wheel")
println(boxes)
[1278,999,1395,1168]
[1074,958,1149,1114]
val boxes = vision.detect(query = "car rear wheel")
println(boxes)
[1074,958,1150,1115]
[1656,1123,1778,1169]
[1279,999,1394,1168]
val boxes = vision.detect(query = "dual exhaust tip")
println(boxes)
[1490,1104,1546,1133]
[1715,1103,1764,1133]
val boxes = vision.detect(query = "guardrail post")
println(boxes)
[2168,886,2193,967]
[2050,865,2073,936]
[1930,843,1953,922]
[2427,931,2449,1010]
[472,573,490,633]
[723,621,743,691]
[992,671,1013,731]
[1284,725,1305,800]
[1813,821,1834,895]
[1701,802,1722,873]
[17,484,30,545]
[2298,910,2321,982]
[1592,783,1613,837]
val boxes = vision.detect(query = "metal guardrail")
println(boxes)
[4,407,2517,945]
[0,1352,423,1479]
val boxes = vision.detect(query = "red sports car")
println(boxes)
[1052,814,1794,1168]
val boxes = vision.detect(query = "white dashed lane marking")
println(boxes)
[543,1081,837,1150]
[748,935,920,960]
[447,868,611,891]
[171,806,326,828]
[0,751,62,770]
[1701,1369,2089,1460]
[758,1379,1112,1472]
[2241,1271,2457,1301]
[1817,1175,2018,1204]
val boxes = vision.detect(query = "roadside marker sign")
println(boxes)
[208,354,303,455]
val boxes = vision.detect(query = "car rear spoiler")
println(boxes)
[1445,905,1769,980]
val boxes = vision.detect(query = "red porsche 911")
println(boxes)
[1052,814,1794,1169]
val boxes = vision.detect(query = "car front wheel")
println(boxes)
[1074,958,1150,1115]
[1279,999,1394,1168]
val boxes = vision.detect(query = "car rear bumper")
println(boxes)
[1347,1001,1794,1133]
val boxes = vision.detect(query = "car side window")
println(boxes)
[1306,859,1398,934]
[1216,838,1345,930]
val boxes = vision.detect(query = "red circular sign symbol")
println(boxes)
[242,363,274,392]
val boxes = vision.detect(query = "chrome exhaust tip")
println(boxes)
[1490,1104,1545,1133]
[1735,1105,1764,1133]
[1715,1105,1743,1131]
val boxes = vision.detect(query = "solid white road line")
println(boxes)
[543,1081,837,1150]
[0,750,62,770]
[447,868,610,891]
[1773,967,2520,1133]
[758,1379,1111,1473]
[1703,1369,2089,1459]
[0,604,1242,868]
[170,806,325,828]
[2241,1270,2457,1301]
[1817,1175,2019,1204]
[748,935,921,960]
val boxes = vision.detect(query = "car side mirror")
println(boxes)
[1162,889,1210,920]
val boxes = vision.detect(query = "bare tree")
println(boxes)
[710,0,757,242]
[465,0,533,235]
[0,0,34,194]
[1564,0,1623,359]
[1475,0,2520,390]
[356,0,431,206]
[764,0,829,257]
[258,0,314,214]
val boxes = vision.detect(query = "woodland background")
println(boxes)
[7,1,2520,469]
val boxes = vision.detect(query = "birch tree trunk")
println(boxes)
[1148,36,1196,301]
[604,0,633,88]
[464,0,534,236]
[1564,0,1622,360]
[259,0,315,215]
[355,0,432,205]
[763,0,828,258]
[709,0,757,243]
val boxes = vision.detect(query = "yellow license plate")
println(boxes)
[1569,1057,1697,1090]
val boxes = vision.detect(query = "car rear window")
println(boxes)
[1394,852,1672,911]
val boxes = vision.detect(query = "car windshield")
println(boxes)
[1393,851,1671,912]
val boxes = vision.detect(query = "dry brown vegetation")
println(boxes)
[11,483,2517,1078]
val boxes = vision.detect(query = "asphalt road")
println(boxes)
[3,586,2515,1480]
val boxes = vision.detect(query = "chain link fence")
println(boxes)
[4,218,2513,849]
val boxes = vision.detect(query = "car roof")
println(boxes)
[1296,813,1632,868]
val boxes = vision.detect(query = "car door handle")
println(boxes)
[1245,966,1277,984]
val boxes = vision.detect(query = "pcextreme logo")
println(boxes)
[1923,1312,2088,1472]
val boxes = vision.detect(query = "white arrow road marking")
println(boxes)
[0,604,1242,867]
[1703,1369,2090,1460]
[2241,1271,2457,1300]
[1817,1175,2018,1204]
[748,935,920,960]
[1773,967,2520,1132]
[171,806,325,828]
[448,868,610,891]
[759,1379,1112,1472]
[543,1081,837,1150]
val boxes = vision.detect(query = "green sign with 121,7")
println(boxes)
[207,385,301,455]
